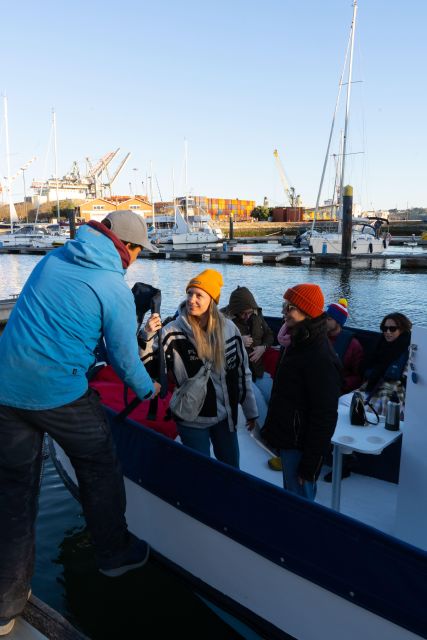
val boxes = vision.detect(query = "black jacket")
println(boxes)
[261,314,342,480]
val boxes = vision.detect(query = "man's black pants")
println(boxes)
[0,389,129,620]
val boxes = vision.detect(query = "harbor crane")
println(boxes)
[85,149,131,198]
[273,149,302,207]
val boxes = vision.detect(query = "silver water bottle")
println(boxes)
[385,391,400,431]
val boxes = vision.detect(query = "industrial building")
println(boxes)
[155,196,255,220]
[30,149,131,206]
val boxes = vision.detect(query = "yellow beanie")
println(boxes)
[186,269,224,304]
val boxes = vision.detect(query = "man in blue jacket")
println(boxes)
[0,211,160,635]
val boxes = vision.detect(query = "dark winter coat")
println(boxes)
[261,314,342,481]
[221,287,274,379]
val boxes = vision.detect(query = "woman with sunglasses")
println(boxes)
[261,284,342,500]
[361,312,412,416]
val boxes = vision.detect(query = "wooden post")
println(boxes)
[69,208,77,239]
[229,212,234,240]
[341,185,353,258]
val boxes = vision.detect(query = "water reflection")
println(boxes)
[1,254,426,331]
[56,529,244,639]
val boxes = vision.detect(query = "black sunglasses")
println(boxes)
[383,326,398,333]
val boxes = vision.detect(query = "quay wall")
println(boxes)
[218,220,427,238]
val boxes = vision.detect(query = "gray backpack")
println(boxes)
[169,361,212,422]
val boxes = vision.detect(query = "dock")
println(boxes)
[136,247,427,270]
[10,593,88,639]
[1,243,426,271]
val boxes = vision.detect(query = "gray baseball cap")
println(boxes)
[105,210,159,253]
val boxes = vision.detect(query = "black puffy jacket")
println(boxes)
[261,314,342,481]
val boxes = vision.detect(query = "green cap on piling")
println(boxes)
[343,185,353,197]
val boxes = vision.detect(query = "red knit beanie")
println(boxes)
[284,284,324,318]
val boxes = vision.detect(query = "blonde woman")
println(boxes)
[140,269,258,468]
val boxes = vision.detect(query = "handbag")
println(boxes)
[350,391,379,426]
[169,360,212,422]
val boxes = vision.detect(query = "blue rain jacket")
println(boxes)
[0,224,154,409]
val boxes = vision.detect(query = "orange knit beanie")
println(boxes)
[284,283,324,318]
[186,269,224,304]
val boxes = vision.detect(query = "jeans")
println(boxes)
[0,389,130,620]
[254,373,273,404]
[280,449,317,501]
[178,419,240,468]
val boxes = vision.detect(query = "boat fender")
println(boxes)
[369,242,373,254]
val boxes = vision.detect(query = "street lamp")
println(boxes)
[132,168,139,197]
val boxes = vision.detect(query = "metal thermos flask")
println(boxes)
[385,391,401,431]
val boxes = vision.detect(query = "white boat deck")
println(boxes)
[236,421,398,534]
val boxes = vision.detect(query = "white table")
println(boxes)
[330,396,403,511]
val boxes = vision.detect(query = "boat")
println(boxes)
[308,218,389,254]
[148,201,223,247]
[50,310,427,640]
[0,295,19,325]
[307,1,390,256]
[0,102,69,250]
[0,223,69,248]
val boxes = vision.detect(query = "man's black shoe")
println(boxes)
[323,468,351,483]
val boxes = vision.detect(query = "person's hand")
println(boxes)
[151,381,161,398]
[246,418,257,432]
[242,335,253,348]
[145,313,162,334]
[249,345,266,363]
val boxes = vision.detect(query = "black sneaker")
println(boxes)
[98,537,150,577]
[323,468,351,483]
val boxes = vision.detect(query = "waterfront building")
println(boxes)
[79,196,152,222]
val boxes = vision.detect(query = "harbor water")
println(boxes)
[2,250,427,638]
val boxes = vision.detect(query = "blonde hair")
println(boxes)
[185,300,225,371]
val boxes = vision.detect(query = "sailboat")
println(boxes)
[0,104,69,249]
[149,142,223,247]
[148,201,223,246]
[308,1,390,255]
[2,96,19,232]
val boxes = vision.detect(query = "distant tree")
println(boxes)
[251,206,271,221]
[51,199,78,220]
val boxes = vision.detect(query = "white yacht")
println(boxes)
[0,223,69,248]
[308,218,389,255]
[148,202,223,246]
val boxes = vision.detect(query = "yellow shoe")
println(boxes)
[268,456,282,471]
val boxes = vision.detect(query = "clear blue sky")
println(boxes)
[1,0,426,210]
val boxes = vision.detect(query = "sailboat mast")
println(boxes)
[332,130,344,219]
[150,160,155,230]
[3,96,16,233]
[338,0,358,221]
[310,10,353,233]
[52,109,60,222]
[172,167,176,226]
[184,138,188,222]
